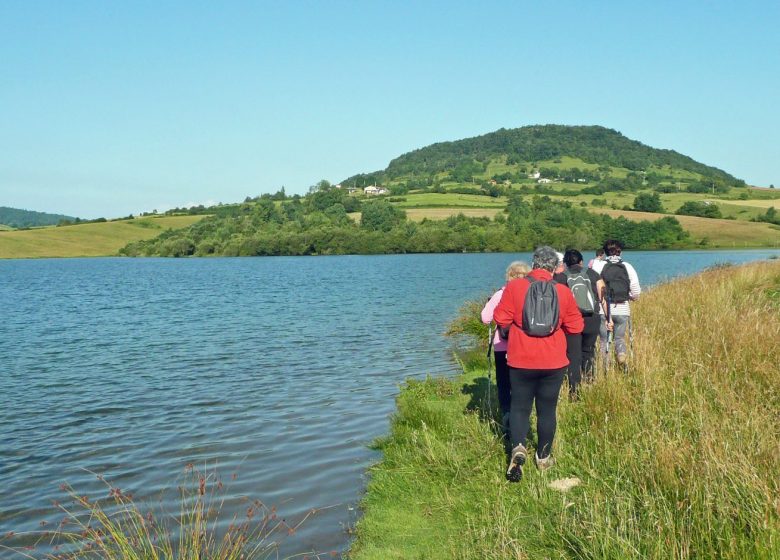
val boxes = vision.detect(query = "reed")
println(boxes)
[350,260,780,559]
[1,465,325,560]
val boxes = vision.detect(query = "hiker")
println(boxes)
[554,251,565,275]
[494,246,584,482]
[591,239,641,365]
[481,261,531,428]
[554,249,606,397]
[588,248,605,269]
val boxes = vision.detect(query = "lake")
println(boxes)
[1,250,778,557]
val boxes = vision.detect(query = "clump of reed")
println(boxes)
[351,260,780,559]
[1,465,328,560]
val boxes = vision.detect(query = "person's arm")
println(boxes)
[493,282,516,329]
[481,289,503,325]
[627,263,641,301]
[559,286,584,334]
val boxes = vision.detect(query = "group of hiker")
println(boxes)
[480,240,641,482]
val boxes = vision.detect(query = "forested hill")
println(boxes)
[0,206,77,228]
[342,125,741,186]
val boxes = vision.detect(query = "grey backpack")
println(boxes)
[521,277,560,337]
[564,269,596,315]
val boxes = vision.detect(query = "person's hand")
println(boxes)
[607,320,614,332]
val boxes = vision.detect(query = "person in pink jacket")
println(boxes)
[481,261,531,428]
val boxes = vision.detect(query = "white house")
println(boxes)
[528,171,541,179]
[537,178,553,184]
[364,185,389,195]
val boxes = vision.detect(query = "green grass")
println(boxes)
[394,193,507,209]
[0,215,205,258]
[350,261,780,559]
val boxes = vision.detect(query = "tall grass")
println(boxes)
[350,260,780,559]
[1,466,325,560]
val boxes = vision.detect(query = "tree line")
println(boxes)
[120,187,691,258]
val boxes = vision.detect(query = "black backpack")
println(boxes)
[521,276,560,337]
[602,261,631,303]
[563,269,596,315]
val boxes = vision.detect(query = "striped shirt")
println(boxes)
[592,257,641,316]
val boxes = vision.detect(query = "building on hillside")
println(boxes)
[528,171,541,179]
[364,185,389,195]
[537,178,553,184]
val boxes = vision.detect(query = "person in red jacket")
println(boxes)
[494,245,584,482]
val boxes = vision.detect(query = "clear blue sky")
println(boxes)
[2,1,779,218]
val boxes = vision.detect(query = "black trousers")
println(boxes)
[508,367,565,458]
[494,351,511,415]
[566,331,600,395]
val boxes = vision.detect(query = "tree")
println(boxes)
[675,201,722,219]
[633,192,664,213]
[360,200,406,232]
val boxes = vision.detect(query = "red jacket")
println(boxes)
[493,269,584,370]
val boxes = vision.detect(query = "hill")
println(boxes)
[0,215,205,258]
[0,206,78,228]
[341,125,743,189]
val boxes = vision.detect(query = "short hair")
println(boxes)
[505,260,530,281]
[603,239,624,256]
[595,248,605,257]
[563,249,583,267]
[532,245,559,272]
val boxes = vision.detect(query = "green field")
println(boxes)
[393,193,507,208]
[592,208,780,247]
[0,215,205,258]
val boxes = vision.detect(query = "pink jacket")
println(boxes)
[481,288,507,352]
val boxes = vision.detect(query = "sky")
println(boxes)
[1,1,779,219]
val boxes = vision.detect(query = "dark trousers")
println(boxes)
[581,330,599,382]
[509,367,565,458]
[494,351,510,415]
[566,331,600,395]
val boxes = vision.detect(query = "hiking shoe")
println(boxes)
[616,352,627,365]
[535,453,555,471]
[506,444,527,482]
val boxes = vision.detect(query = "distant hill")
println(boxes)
[0,206,78,228]
[342,124,742,187]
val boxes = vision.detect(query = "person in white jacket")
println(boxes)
[591,239,641,365]
[481,261,530,426]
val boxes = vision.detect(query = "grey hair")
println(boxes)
[532,245,560,272]
[505,260,530,281]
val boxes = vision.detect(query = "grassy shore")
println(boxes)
[350,260,780,559]
[0,215,204,258]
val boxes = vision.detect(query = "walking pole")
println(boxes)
[486,324,494,419]
[604,293,613,371]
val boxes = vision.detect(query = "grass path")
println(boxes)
[350,260,780,559]
[0,215,204,258]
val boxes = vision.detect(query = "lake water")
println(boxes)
[1,250,778,557]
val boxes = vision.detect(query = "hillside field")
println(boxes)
[0,215,204,258]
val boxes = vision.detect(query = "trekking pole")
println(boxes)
[485,324,494,419]
[604,293,613,371]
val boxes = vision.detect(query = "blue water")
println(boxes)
[1,250,778,557]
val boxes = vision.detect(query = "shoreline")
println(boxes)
[349,260,780,559]
[2,247,780,261]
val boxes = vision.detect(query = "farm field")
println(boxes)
[592,208,780,247]
[393,193,506,208]
[404,208,502,221]
[0,215,205,258]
